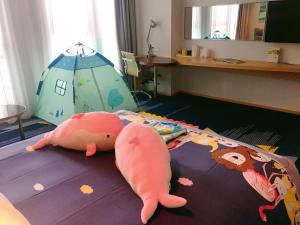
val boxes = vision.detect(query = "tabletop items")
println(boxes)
[267,47,281,63]
[192,45,200,57]
[177,46,212,59]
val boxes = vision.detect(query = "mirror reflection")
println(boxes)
[184,2,267,41]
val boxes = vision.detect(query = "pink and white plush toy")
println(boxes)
[31,112,123,157]
[0,193,31,225]
[115,123,187,224]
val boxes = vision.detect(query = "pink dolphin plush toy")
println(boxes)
[32,112,123,157]
[0,193,31,225]
[115,123,187,224]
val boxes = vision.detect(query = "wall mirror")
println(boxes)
[184,2,268,41]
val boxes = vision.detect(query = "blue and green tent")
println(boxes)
[35,43,137,125]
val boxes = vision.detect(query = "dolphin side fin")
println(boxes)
[86,143,97,157]
[128,136,139,145]
[159,193,187,208]
[141,198,158,224]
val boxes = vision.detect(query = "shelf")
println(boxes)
[175,57,300,74]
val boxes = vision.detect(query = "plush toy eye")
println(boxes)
[106,134,110,138]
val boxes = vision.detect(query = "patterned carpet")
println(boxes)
[140,93,300,168]
[0,93,299,169]
[0,118,56,148]
[221,126,282,147]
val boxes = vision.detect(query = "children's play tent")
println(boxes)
[35,43,138,125]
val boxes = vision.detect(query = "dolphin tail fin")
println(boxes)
[32,133,50,150]
[159,193,187,208]
[141,198,158,224]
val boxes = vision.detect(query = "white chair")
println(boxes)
[120,51,152,103]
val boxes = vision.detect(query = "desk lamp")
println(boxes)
[147,20,157,57]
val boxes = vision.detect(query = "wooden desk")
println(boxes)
[175,56,300,115]
[175,57,300,74]
[136,56,177,97]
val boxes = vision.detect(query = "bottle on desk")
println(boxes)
[192,45,200,57]
[181,49,187,56]
[201,48,211,58]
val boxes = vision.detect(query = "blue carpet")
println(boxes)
[140,93,300,169]
[1,93,299,170]
[0,118,56,148]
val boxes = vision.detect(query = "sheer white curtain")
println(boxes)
[0,30,13,106]
[0,0,119,118]
[0,0,47,117]
[210,4,239,39]
[192,7,202,39]
[45,0,119,67]
[0,0,49,118]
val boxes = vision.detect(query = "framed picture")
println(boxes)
[254,28,264,41]
[259,2,267,22]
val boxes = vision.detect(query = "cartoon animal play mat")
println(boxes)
[0,110,299,225]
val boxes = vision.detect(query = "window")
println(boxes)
[55,79,67,96]
[45,0,90,58]
[0,24,14,105]
[210,4,239,39]
[192,7,202,39]
[44,0,119,67]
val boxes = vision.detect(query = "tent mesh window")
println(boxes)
[55,79,67,96]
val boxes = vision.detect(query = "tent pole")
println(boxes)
[73,48,80,106]
[91,68,106,110]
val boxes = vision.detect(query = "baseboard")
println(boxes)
[178,90,300,116]
[157,91,173,96]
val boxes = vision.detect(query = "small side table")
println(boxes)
[0,105,26,140]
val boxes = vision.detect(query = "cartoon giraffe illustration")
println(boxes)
[212,147,300,224]
[265,164,300,225]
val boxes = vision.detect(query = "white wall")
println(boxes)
[136,0,300,114]
[136,0,172,57]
